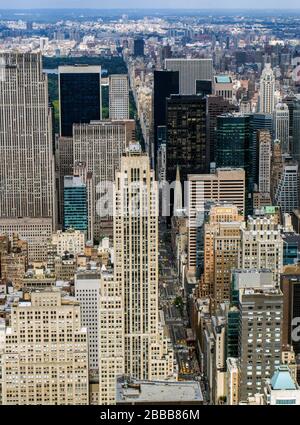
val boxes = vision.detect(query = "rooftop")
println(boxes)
[215,75,232,84]
[116,378,203,404]
[270,366,298,391]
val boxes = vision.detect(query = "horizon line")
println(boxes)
[1,7,300,11]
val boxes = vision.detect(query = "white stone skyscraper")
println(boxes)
[109,74,129,120]
[113,148,175,381]
[239,216,283,286]
[259,63,275,114]
[0,52,56,226]
[273,102,290,153]
[1,290,89,405]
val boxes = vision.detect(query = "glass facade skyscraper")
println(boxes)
[59,65,102,137]
[153,70,179,166]
[216,114,251,213]
[166,94,209,185]
[63,176,88,232]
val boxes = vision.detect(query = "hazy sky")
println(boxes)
[0,0,300,9]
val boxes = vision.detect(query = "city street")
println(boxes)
[158,221,204,387]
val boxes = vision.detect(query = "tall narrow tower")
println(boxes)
[114,148,175,381]
[273,102,290,154]
[0,52,56,226]
[109,74,129,120]
[259,63,275,114]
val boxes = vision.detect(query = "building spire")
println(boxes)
[173,165,182,216]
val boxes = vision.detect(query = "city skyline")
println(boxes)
[1,1,300,10]
[0,3,300,410]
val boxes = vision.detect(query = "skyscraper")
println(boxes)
[274,157,299,214]
[63,175,88,233]
[280,265,300,365]
[216,114,252,212]
[291,100,300,163]
[73,121,128,238]
[258,130,272,195]
[133,38,145,57]
[59,65,102,137]
[109,74,129,120]
[187,168,245,274]
[114,150,175,381]
[259,63,275,114]
[0,52,56,225]
[98,270,124,405]
[206,95,237,163]
[165,58,213,95]
[273,103,290,154]
[166,95,209,186]
[1,290,89,405]
[75,270,101,375]
[153,70,179,166]
[200,204,244,302]
[239,216,284,285]
[238,284,283,401]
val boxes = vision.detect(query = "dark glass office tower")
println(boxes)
[133,38,145,57]
[59,65,102,137]
[153,70,179,166]
[216,114,251,213]
[195,80,212,97]
[166,95,208,185]
[206,95,237,163]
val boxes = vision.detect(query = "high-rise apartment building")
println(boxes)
[239,216,284,285]
[1,290,89,405]
[274,157,299,214]
[75,271,101,375]
[59,65,102,137]
[114,151,175,381]
[98,270,124,405]
[238,285,283,401]
[0,52,56,226]
[0,217,53,263]
[109,75,129,120]
[165,58,213,95]
[200,204,244,302]
[187,168,245,273]
[273,103,290,154]
[259,63,275,114]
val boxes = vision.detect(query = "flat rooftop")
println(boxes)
[116,378,203,404]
